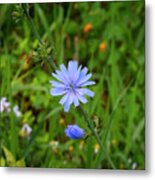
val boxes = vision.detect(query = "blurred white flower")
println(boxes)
[13,105,22,117]
[20,124,32,137]
[132,162,137,170]
[0,97,11,113]
[50,140,59,148]
[50,140,59,154]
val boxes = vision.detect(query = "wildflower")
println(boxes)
[132,162,137,170]
[0,97,11,113]
[65,124,85,140]
[50,60,95,112]
[20,124,32,137]
[13,105,22,117]
[50,140,59,154]
[83,23,93,33]
[50,140,59,148]
[99,41,107,52]
[94,143,100,154]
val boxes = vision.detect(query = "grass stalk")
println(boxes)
[78,105,116,169]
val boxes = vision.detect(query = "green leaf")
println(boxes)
[133,118,144,141]
[16,158,26,167]
[0,157,6,167]
[2,146,16,167]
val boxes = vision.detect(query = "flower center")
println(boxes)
[70,83,74,89]
[69,82,77,93]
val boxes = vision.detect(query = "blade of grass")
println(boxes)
[94,80,133,168]
[35,4,53,45]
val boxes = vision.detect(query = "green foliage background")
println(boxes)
[0,1,144,169]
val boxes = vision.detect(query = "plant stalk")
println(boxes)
[22,4,42,44]
[22,4,57,70]
[78,105,116,169]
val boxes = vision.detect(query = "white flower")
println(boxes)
[13,105,22,117]
[0,97,11,113]
[50,140,59,148]
[20,124,32,137]
[132,162,137,170]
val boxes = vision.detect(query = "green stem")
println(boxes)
[78,105,116,169]
[22,4,57,71]
[22,4,42,44]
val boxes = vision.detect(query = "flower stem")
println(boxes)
[22,4,42,44]
[22,3,57,71]
[78,105,116,169]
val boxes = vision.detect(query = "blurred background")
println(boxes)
[0,1,144,169]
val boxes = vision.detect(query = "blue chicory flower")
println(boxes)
[65,124,85,140]
[50,60,95,112]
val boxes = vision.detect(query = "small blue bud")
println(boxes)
[65,125,85,140]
